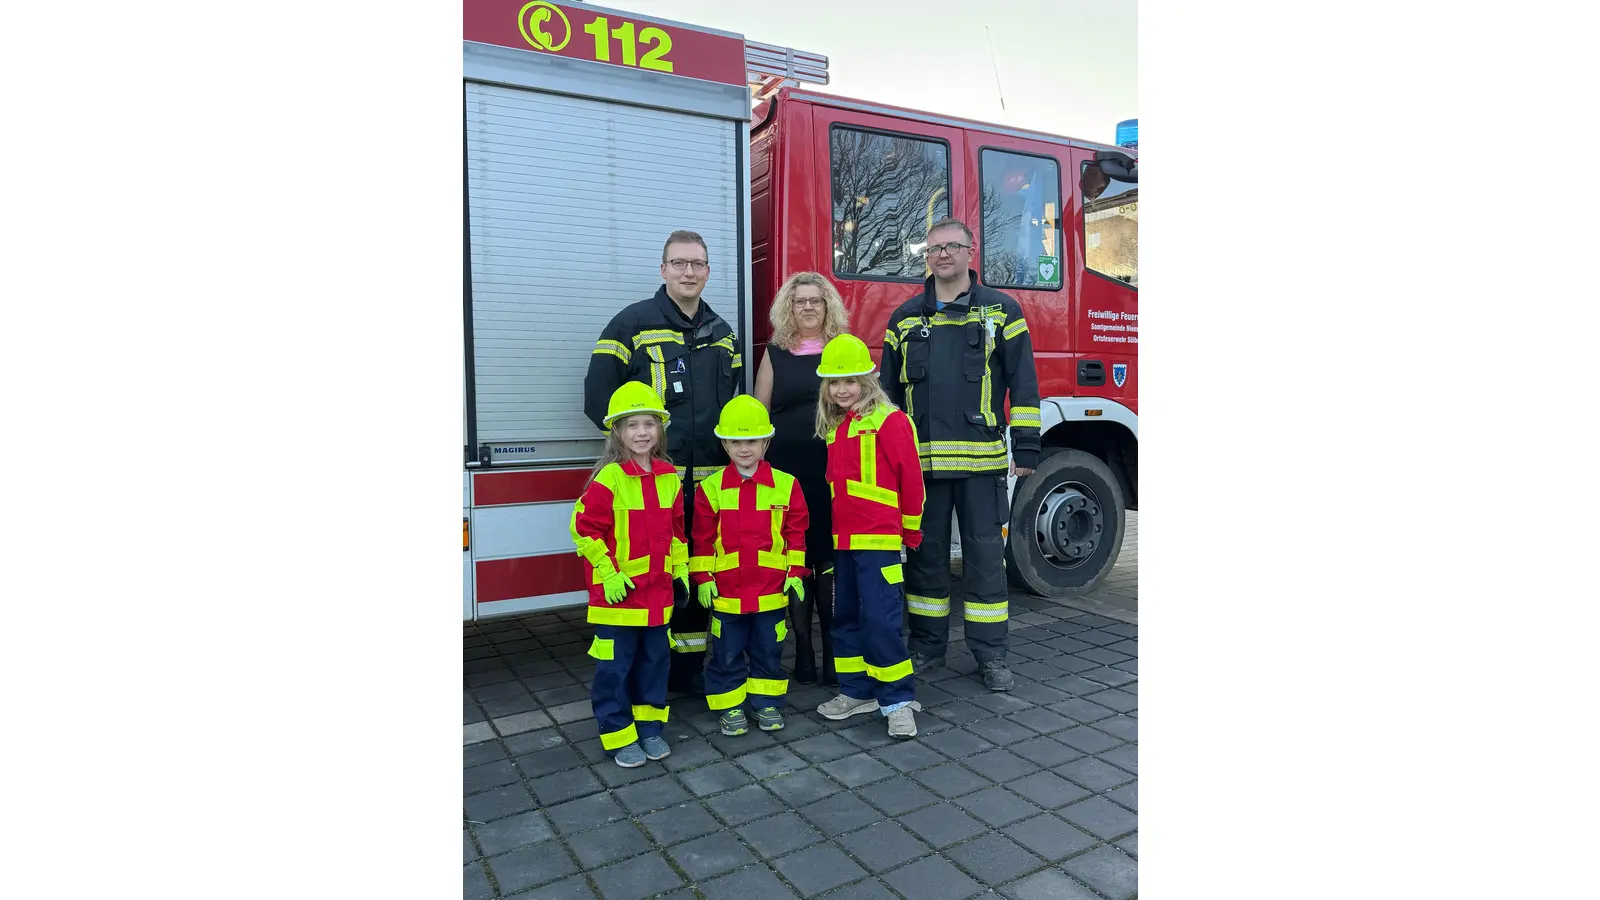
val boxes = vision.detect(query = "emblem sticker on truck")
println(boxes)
[1038,255,1058,283]
[1112,363,1128,388]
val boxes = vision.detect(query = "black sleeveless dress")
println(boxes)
[764,345,833,571]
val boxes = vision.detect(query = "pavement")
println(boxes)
[464,510,1138,900]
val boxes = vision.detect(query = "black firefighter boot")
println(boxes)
[789,576,818,684]
[816,569,837,687]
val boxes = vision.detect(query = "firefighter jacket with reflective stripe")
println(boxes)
[878,272,1042,478]
[688,461,808,614]
[826,404,926,552]
[584,287,742,482]
[570,459,688,627]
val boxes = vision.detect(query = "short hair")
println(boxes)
[926,217,973,245]
[661,230,709,264]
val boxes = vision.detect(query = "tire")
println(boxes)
[1005,449,1126,598]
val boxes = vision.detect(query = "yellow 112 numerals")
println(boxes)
[583,16,674,72]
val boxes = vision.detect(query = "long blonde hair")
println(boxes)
[588,414,673,486]
[814,373,898,441]
[770,272,848,350]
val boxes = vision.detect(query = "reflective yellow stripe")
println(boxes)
[731,354,743,369]
[593,339,632,364]
[1009,406,1041,428]
[588,606,658,626]
[846,480,898,507]
[587,637,615,660]
[712,594,788,614]
[747,677,787,697]
[707,684,747,710]
[907,594,949,618]
[963,601,1009,622]
[881,564,904,584]
[616,555,652,579]
[835,533,902,551]
[632,704,670,722]
[859,431,877,485]
[923,457,1008,473]
[786,550,807,567]
[693,466,723,481]
[670,631,707,652]
[648,347,667,400]
[883,328,900,351]
[1003,318,1029,340]
[689,555,715,574]
[600,723,639,750]
[921,439,1008,454]
[757,550,787,570]
[868,659,914,682]
[835,655,867,673]
[776,620,788,642]
[633,330,684,348]
[902,514,922,531]
[711,616,722,638]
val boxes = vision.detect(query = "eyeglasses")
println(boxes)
[667,259,710,272]
[792,297,825,308]
[926,242,971,257]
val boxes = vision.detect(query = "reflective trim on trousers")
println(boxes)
[600,722,638,750]
[907,594,950,618]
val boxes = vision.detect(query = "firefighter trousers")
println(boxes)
[905,474,1010,665]
[588,623,672,752]
[833,549,916,708]
[705,608,788,711]
[668,481,709,688]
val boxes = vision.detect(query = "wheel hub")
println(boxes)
[1034,482,1103,568]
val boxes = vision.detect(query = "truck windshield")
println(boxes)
[830,127,951,281]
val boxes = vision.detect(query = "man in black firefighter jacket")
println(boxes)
[879,218,1042,693]
[583,230,742,695]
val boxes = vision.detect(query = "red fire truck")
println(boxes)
[462,0,1137,621]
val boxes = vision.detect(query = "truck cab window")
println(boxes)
[830,127,950,280]
[980,149,1063,290]
[1082,161,1138,288]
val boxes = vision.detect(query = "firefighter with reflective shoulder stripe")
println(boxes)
[582,230,742,695]
[812,335,926,739]
[878,217,1043,693]
[569,383,691,769]
[689,396,809,736]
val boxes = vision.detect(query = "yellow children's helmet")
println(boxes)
[816,334,877,378]
[714,395,775,440]
[603,382,671,429]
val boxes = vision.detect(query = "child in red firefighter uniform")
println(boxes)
[689,395,810,736]
[570,383,691,768]
[811,335,927,739]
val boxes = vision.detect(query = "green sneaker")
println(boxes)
[719,709,749,736]
[754,706,785,731]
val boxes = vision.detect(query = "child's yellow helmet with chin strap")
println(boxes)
[714,395,775,440]
[603,382,670,429]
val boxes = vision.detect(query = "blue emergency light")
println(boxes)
[1116,119,1138,151]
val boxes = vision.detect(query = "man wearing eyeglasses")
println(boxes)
[584,229,742,695]
[879,218,1042,693]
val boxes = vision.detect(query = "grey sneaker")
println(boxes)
[720,709,749,736]
[981,660,1015,692]
[641,735,671,760]
[886,706,917,739]
[613,743,647,768]
[910,651,945,672]
[754,706,785,731]
[817,694,879,720]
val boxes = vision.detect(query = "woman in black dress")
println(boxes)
[755,272,850,685]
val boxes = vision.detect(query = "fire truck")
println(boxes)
[462,0,1137,622]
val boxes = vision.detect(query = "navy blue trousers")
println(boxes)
[832,549,916,707]
[588,623,671,752]
[704,608,789,711]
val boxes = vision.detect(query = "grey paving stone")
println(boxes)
[998,868,1101,900]
[1080,666,1137,687]
[834,819,928,873]
[1048,697,1118,724]
[838,720,901,751]
[942,832,1047,886]
[1053,726,1121,755]
[700,863,800,900]
[1112,658,1138,675]
[464,862,492,900]
[592,759,672,789]
[964,717,1038,746]
[521,670,578,692]
[504,727,570,758]
[772,715,828,743]
[935,676,993,699]
[705,783,787,826]
[613,775,693,815]
[492,708,555,736]
[1007,681,1071,706]
[816,878,899,900]
[1061,845,1138,900]
[912,762,993,799]
[899,802,989,848]
[1001,814,1098,862]
[928,700,990,725]
[517,745,587,780]
[737,746,810,779]
[465,705,487,725]
[517,875,600,900]
[882,854,984,900]
[1058,796,1139,841]
[963,749,1040,783]
[710,727,783,756]
[542,699,592,725]
[871,740,946,773]
[1097,743,1138,774]
[773,843,868,897]
[915,683,960,706]
[531,766,605,806]
[1105,782,1137,812]
[486,840,577,895]
[968,692,1036,716]
[514,658,566,677]
[920,727,995,759]
[589,852,685,900]
[660,737,724,772]
[821,752,897,787]
[465,782,536,822]
[638,802,721,846]
[1048,656,1100,674]
[677,760,756,797]
[474,809,555,856]
[667,831,758,881]
[1071,629,1124,647]
[1048,674,1111,697]
[465,722,497,745]
[1084,688,1136,713]
[737,810,825,858]
[1005,771,1091,809]
[545,792,628,836]
[858,775,942,816]
[1038,637,1094,655]
[954,785,1041,827]
[536,684,591,707]
[465,829,477,863]
[1116,832,1138,858]
[1058,757,1136,793]
[788,732,860,764]
[798,790,883,836]
[764,767,844,806]
[1106,639,1137,656]
[1011,661,1068,682]
[482,693,543,718]
[561,718,602,743]
[1009,708,1074,736]
[568,820,653,869]
[463,740,510,768]
[1008,736,1083,768]
[464,759,520,794]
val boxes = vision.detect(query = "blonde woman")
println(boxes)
[754,272,848,685]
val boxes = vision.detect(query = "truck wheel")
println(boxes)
[1005,449,1126,597]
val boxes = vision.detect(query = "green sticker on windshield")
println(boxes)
[1038,255,1059,283]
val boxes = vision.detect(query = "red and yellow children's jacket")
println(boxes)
[689,461,809,614]
[826,403,925,551]
[570,458,687,626]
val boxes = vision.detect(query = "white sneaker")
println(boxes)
[886,706,917,739]
[816,694,879,720]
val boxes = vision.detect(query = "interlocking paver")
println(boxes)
[899,802,989,848]
[798,790,883,836]
[835,820,928,873]
[464,782,536,822]
[738,810,825,858]
[545,792,628,836]
[1001,814,1098,862]
[1080,666,1136,687]
[486,840,578,895]
[764,767,844,806]
[1058,796,1139,840]
[638,802,721,846]
[612,775,692,815]
[659,737,723,772]
[1005,771,1091,809]
[788,732,860,764]
[1084,687,1137,713]
[705,783,786,826]
[700,865,800,900]
[1061,845,1138,900]
[677,760,756,797]
[589,851,685,900]
[666,831,758,881]
[838,720,902,751]
[568,820,653,869]
[464,759,520,794]
[941,833,1047,886]
[1105,782,1137,812]
[465,722,496,744]
[964,718,1038,746]
[504,728,569,758]
[1058,757,1136,793]
[998,868,1101,900]
[1097,743,1138,774]
[1053,725,1122,755]
[737,746,810,779]
[1048,697,1118,724]
[857,775,942,816]
[955,786,1040,827]
[822,752,897,787]
[473,809,554,856]
[463,740,509,768]
[963,749,1039,783]
[515,874,598,900]
[919,728,995,759]
[531,766,605,806]
[482,693,542,718]
[882,855,984,900]
[913,762,993,798]
[871,740,947,773]
[1116,832,1138,858]
[815,878,899,900]
[928,700,990,725]
[773,843,869,897]
[464,862,493,900]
